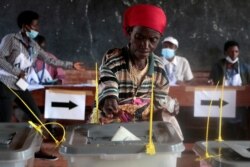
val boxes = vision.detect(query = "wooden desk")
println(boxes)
[168,86,250,141]
[31,85,250,139]
[169,86,250,107]
[31,85,250,108]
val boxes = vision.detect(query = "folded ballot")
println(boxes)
[111,126,141,141]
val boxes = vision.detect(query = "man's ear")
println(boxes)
[22,24,30,32]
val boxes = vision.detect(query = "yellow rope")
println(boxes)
[146,74,156,155]
[7,86,66,147]
[217,77,225,142]
[196,80,224,161]
[204,81,220,158]
[90,63,99,124]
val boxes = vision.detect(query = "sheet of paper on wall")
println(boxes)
[194,90,236,118]
[44,89,86,120]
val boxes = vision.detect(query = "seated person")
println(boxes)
[209,40,250,85]
[34,35,65,84]
[161,36,193,85]
[92,4,183,140]
[209,40,250,139]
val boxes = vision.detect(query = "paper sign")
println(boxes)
[45,89,86,120]
[194,90,236,118]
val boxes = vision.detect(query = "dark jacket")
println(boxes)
[209,58,250,85]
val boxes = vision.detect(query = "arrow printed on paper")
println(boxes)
[200,99,228,107]
[51,101,77,110]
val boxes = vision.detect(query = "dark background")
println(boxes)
[1,0,250,71]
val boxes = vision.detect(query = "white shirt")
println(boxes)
[163,55,193,85]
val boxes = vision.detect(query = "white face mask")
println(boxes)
[226,56,238,64]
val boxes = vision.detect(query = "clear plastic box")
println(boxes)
[193,141,250,167]
[0,123,42,167]
[59,121,185,167]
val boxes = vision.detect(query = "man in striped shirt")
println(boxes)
[96,4,183,139]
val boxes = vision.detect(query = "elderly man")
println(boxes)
[94,4,183,139]
[161,36,193,85]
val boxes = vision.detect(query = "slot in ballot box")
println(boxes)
[59,121,185,167]
[0,123,42,167]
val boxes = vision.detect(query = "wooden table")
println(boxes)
[31,85,250,139]
[169,85,250,107]
[31,85,250,108]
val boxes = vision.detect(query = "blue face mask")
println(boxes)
[26,29,39,39]
[161,48,175,59]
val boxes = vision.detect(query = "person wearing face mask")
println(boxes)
[161,36,193,85]
[209,40,250,86]
[0,10,85,160]
[209,40,250,140]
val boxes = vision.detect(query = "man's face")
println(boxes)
[225,46,239,60]
[129,26,161,60]
[25,19,39,32]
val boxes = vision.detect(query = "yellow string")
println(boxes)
[7,86,66,147]
[204,81,220,158]
[196,81,222,161]
[95,63,99,123]
[217,77,225,142]
[90,63,99,124]
[146,74,156,155]
[29,121,66,146]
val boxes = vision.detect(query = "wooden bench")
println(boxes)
[62,69,211,85]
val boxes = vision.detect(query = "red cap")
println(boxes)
[123,4,167,35]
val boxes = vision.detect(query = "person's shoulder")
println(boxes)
[216,58,226,65]
[104,48,123,60]
[211,58,225,70]
[0,33,19,47]
[239,58,250,69]
[102,48,126,68]
[175,55,189,62]
[1,33,16,41]
[152,54,165,68]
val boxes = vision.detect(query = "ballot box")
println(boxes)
[0,123,42,167]
[193,141,250,167]
[59,121,185,167]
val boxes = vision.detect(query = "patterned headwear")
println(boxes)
[123,4,167,35]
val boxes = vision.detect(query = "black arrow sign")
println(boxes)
[201,99,228,107]
[51,101,77,110]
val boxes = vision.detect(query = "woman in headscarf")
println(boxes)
[94,4,183,139]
